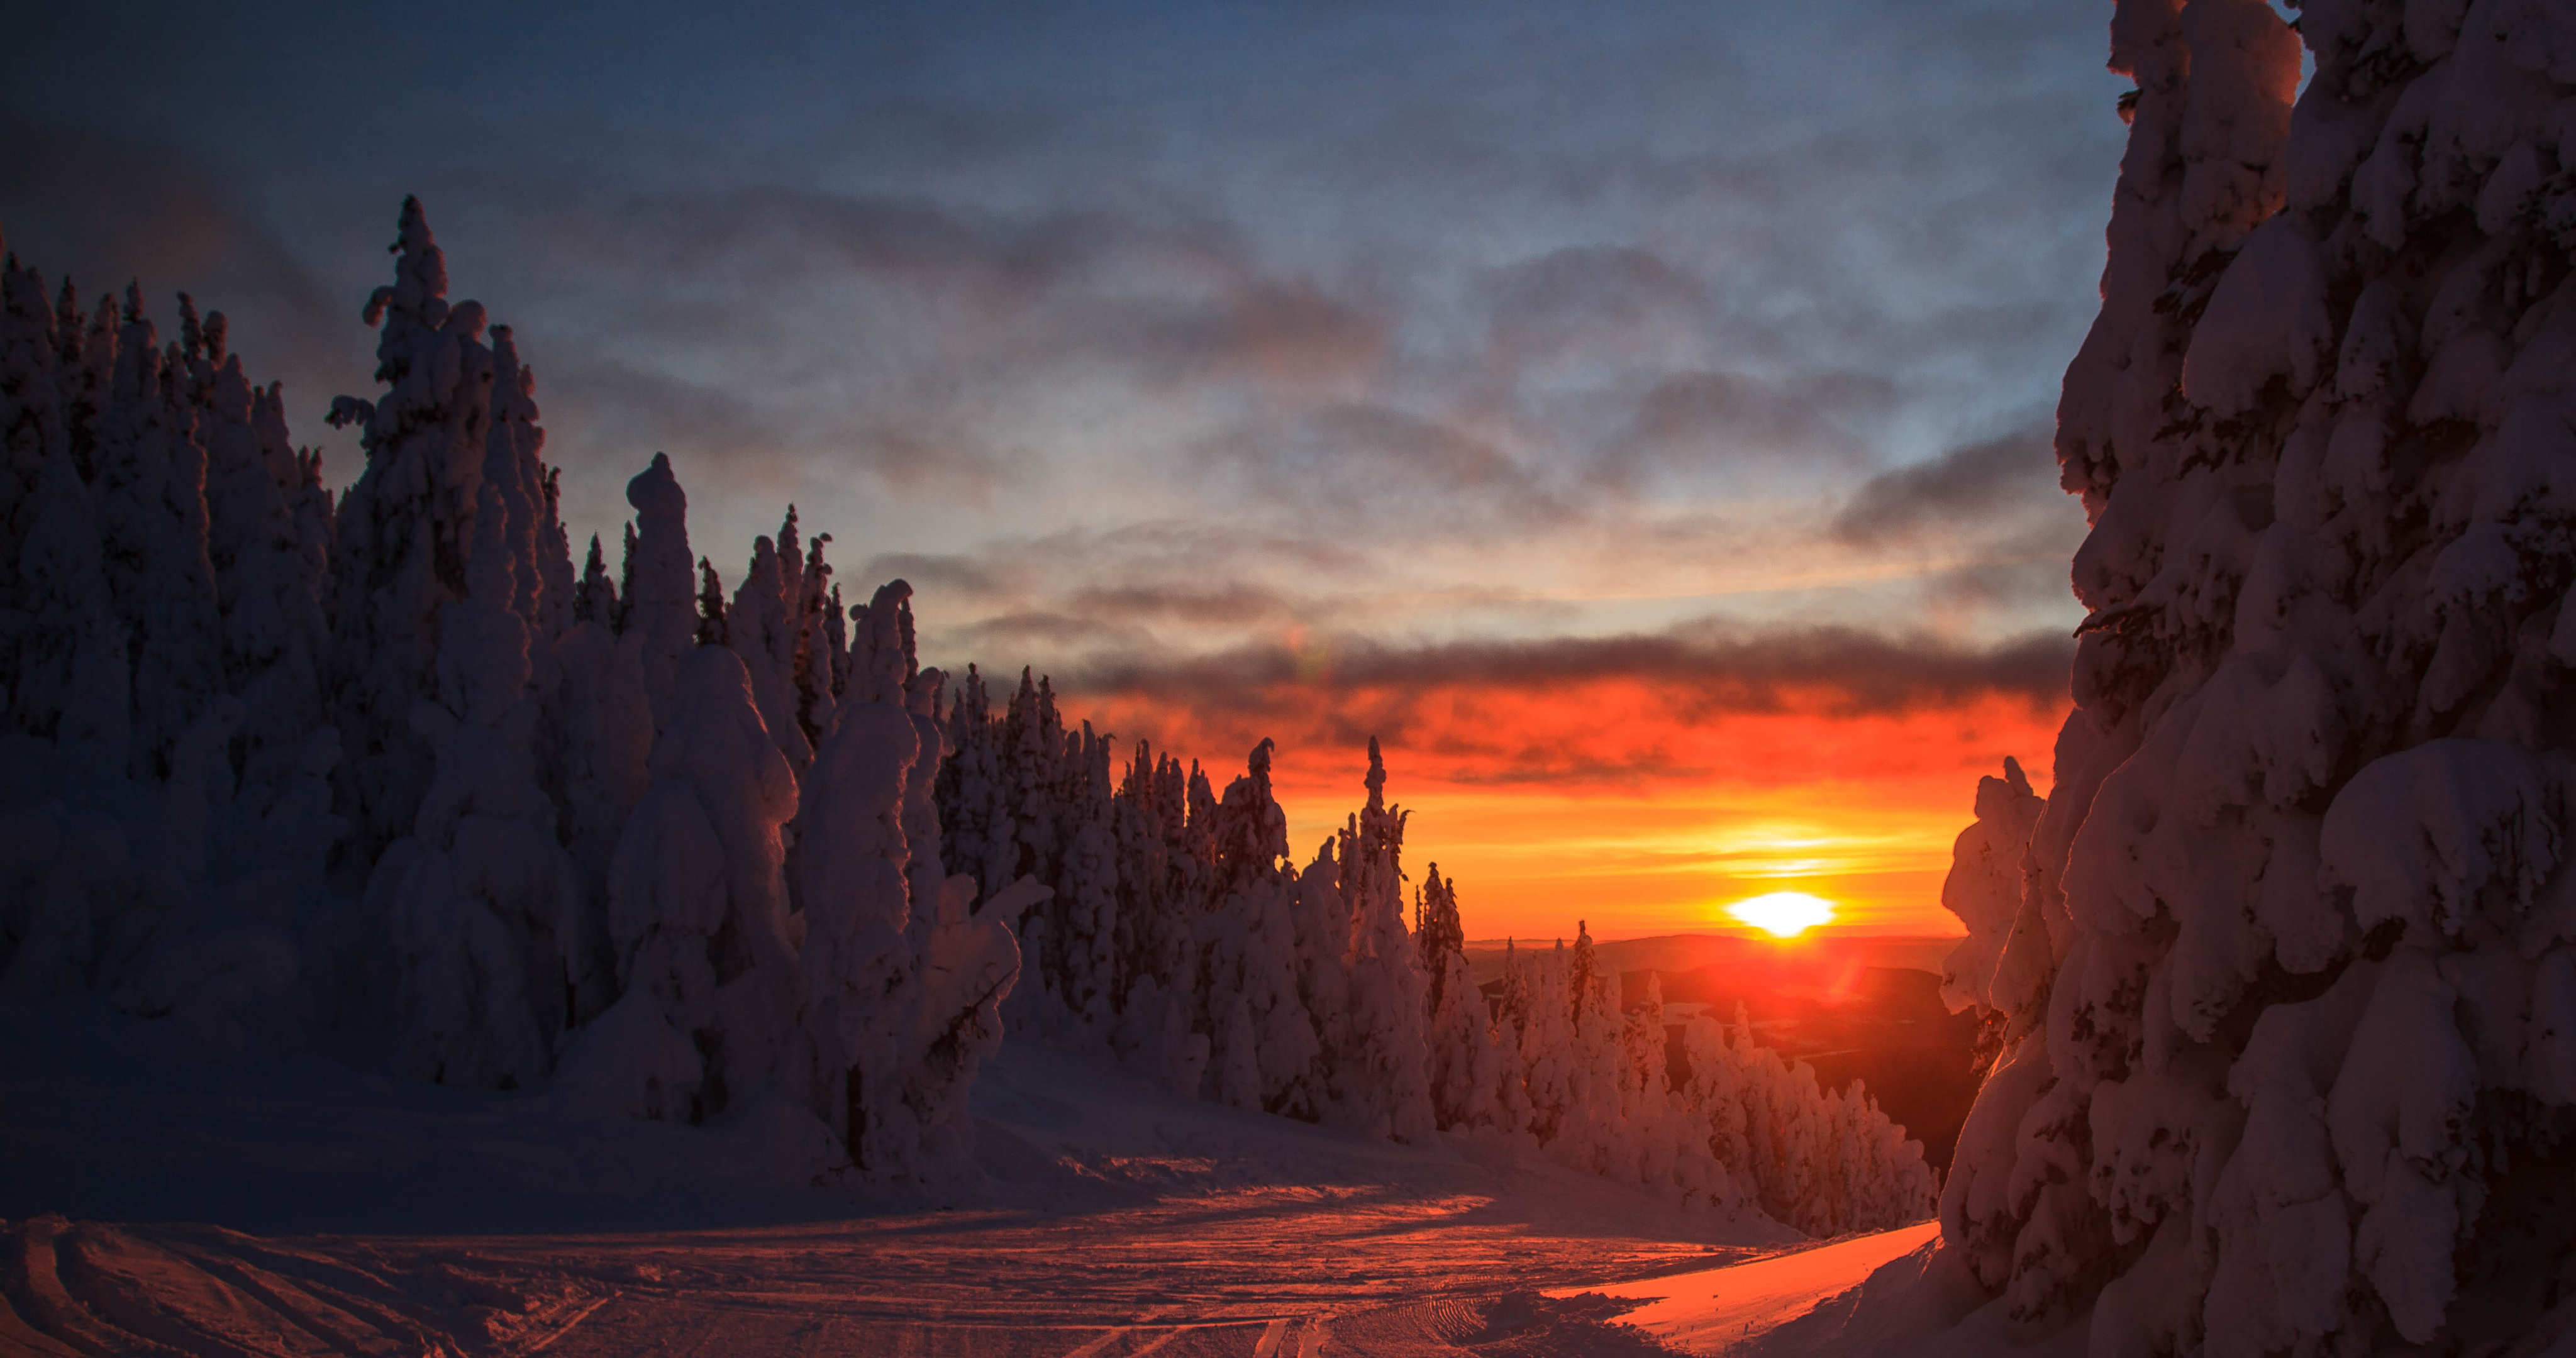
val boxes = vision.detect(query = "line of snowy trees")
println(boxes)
[1932,0,2576,1350]
[0,196,1931,1233]
[936,675,1935,1234]
[0,200,1025,1185]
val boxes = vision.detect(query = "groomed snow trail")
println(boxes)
[1,1024,1819,1355]
[0,1191,1736,1356]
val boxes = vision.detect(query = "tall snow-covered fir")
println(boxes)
[1936,0,2576,1348]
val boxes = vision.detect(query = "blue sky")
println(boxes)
[3,0,2126,752]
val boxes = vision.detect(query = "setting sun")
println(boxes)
[1724,892,1838,937]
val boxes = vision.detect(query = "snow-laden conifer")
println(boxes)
[1326,738,1434,1140]
[594,641,802,1122]
[9,441,128,770]
[727,527,811,770]
[1936,0,2576,1344]
[370,475,582,1088]
[0,245,64,645]
[791,527,838,748]
[621,454,695,731]
[1937,757,2046,1018]
[201,341,328,765]
[326,199,499,863]
[96,289,223,781]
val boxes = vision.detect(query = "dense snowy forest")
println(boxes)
[0,200,1931,1232]
[1928,0,2576,1349]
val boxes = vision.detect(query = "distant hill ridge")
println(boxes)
[1460,933,1960,986]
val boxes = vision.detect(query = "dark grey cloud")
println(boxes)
[1831,424,2068,546]
[1008,619,2075,787]
[1188,401,1565,527]
[487,184,1386,395]
[1918,558,2079,617]
[943,611,1161,663]
[1060,621,2074,717]
[857,552,1001,600]
[1065,582,1301,629]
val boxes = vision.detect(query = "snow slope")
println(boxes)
[0,996,1882,1356]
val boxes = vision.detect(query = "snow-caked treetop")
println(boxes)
[0,198,1933,1228]
[1935,0,2576,1349]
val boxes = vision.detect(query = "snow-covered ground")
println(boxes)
[0,998,1950,1355]
[1551,1220,1939,1354]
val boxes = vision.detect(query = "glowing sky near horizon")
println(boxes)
[1,0,2129,938]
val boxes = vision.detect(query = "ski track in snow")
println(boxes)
[1,1184,1871,1357]
[0,1015,1923,1355]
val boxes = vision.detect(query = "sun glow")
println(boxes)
[1724,891,1837,938]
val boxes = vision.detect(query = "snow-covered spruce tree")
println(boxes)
[326,197,506,868]
[621,453,696,734]
[1321,738,1436,1140]
[95,286,224,783]
[1196,741,1324,1116]
[936,665,1014,904]
[794,690,926,1170]
[996,711,1119,1046]
[1,242,64,661]
[200,336,340,888]
[319,201,604,1082]
[1109,742,1209,1091]
[1938,0,2576,1347]
[838,577,1034,1177]
[1938,756,2049,1024]
[547,561,650,1022]
[563,456,798,1121]
[369,472,582,1088]
[478,324,555,643]
[727,517,811,771]
[1553,923,1631,1174]
[0,245,125,770]
[1418,864,1506,1130]
[0,390,134,998]
[7,416,128,778]
[1503,937,1579,1146]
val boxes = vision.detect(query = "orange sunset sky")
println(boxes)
[1056,660,2069,941]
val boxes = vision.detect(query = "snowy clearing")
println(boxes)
[0,999,1945,1356]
